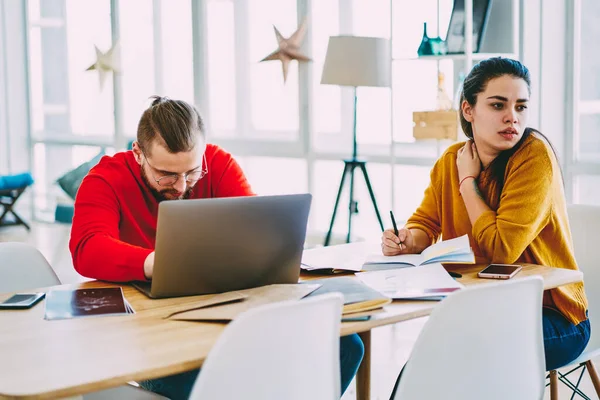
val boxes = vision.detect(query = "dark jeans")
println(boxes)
[543,307,590,370]
[140,333,364,400]
[389,308,591,399]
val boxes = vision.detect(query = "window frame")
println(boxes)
[26,0,517,223]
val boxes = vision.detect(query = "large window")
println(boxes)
[26,0,500,240]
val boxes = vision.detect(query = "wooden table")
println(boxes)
[0,263,583,400]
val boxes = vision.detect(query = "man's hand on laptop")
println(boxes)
[144,252,155,280]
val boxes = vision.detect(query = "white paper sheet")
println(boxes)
[355,264,464,300]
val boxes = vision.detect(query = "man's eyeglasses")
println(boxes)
[142,151,208,187]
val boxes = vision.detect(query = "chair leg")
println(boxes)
[549,370,559,400]
[0,188,30,230]
[585,361,600,396]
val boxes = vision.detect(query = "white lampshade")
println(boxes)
[321,36,391,88]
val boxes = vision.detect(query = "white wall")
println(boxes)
[0,0,30,176]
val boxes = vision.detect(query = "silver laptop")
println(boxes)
[131,193,312,298]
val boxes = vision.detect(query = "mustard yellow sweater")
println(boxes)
[406,134,588,325]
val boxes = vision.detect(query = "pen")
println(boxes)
[390,210,398,236]
[389,210,403,250]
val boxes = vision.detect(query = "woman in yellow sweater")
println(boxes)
[382,58,590,373]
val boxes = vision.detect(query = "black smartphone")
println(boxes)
[0,293,45,309]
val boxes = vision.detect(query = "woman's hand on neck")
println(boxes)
[472,138,499,169]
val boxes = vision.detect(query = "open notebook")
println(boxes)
[363,234,475,270]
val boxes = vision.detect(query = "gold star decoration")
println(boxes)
[86,41,121,90]
[260,19,311,83]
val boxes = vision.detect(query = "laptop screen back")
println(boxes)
[148,193,311,298]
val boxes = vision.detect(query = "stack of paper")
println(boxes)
[304,277,391,314]
[356,264,464,300]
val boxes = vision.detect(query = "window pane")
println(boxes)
[248,0,299,132]
[160,0,194,102]
[352,0,392,146]
[352,0,390,38]
[28,0,41,21]
[235,156,307,195]
[575,175,600,206]
[312,0,340,134]
[393,165,432,222]
[357,87,392,145]
[351,162,392,239]
[65,0,114,136]
[119,0,155,136]
[28,26,45,132]
[312,160,347,241]
[312,160,390,243]
[577,113,600,161]
[32,144,102,219]
[392,59,455,142]
[33,143,48,212]
[206,0,236,131]
[580,0,600,101]
[71,145,103,167]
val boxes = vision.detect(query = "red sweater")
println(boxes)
[69,144,254,282]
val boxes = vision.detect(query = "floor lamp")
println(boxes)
[320,36,391,246]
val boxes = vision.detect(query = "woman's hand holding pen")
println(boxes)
[381,228,414,256]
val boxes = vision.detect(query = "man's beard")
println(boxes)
[140,167,193,202]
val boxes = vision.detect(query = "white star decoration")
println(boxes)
[86,42,121,90]
[260,19,311,83]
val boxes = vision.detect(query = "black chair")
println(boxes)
[0,187,31,230]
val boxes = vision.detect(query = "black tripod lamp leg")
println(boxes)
[347,163,356,244]
[324,163,351,246]
[359,163,384,231]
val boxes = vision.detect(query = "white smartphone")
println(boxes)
[477,264,522,280]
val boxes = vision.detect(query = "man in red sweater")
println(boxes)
[70,96,253,282]
[69,96,363,399]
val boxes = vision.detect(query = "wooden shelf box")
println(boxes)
[413,110,459,141]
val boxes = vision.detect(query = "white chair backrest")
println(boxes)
[393,276,545,400]
[567,204,600,352]
[189,293,343,400]
[0,242,60,293]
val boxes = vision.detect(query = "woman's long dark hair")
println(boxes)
[459,57,561,201]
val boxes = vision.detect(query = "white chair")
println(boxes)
[0,242,165,400]
[393,276,545,400]
[547,205,600,399]
[189,292,344,400]
[0,242,62,293]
